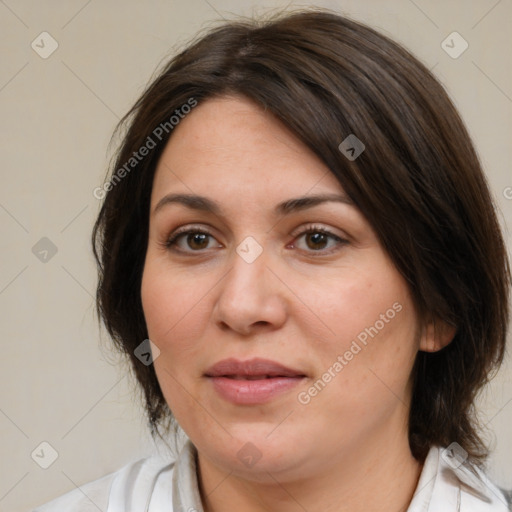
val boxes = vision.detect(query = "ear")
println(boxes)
[419,316,457,353]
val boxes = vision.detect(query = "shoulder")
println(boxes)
[32,454,176,512]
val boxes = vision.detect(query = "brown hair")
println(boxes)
[92,9,511,464]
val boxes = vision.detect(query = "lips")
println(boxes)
[204,357,306,379]
[205,358,306,405]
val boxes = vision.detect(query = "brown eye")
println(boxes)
[291,226,348,255]
[304,232,329,250]
[165,229,220,252]
[185,232,210,250]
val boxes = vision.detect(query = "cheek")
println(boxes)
[309,263,419,390]
[141,261,210,350]
[311,267,403,344]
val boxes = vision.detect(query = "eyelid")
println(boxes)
[289,222,348,240]
[168,223,215,238]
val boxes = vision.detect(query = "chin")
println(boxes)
[202,432,308,477]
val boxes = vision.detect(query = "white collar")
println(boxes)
[408,445,509,511]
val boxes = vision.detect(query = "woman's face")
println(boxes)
[141,95,429,481]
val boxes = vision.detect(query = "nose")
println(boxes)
[212,245,287,336]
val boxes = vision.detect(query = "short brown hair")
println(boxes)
[92,9,511,464]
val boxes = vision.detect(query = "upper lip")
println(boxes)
[204,358,306,378]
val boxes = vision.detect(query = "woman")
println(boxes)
[34,8,511,512]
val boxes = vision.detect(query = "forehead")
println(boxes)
[151,95,345,205]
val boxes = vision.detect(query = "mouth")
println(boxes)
[204,358,306,405]
[204,357,306,379]
[221,375,295,380]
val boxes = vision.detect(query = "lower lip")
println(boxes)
[207,376,304,405]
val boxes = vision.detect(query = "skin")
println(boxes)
[141,95,455,512]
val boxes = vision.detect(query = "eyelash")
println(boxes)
[164,224,348,256]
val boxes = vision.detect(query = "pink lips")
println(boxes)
[204,358,306,405]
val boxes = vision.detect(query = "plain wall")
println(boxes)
[1,1,511,511]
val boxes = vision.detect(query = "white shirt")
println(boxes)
[33,441,511,511]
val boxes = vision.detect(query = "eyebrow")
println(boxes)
[153,192,355,217]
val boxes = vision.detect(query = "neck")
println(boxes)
[196,423,423,512]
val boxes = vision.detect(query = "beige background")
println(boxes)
[1,1,511,511]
